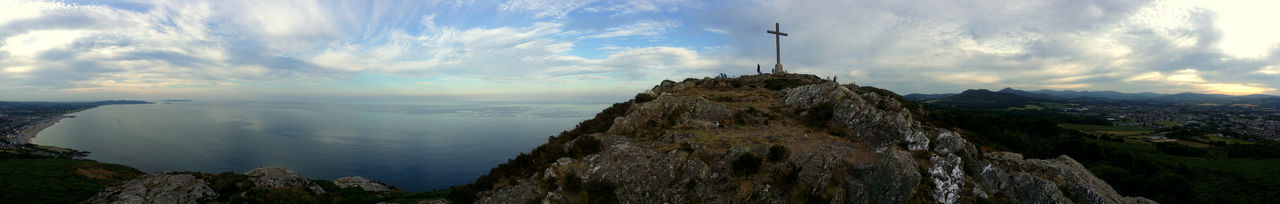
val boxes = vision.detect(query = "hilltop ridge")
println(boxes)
[454,73,1152,203]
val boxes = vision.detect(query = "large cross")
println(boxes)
[766,22,788,74]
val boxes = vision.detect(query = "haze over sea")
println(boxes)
[33,101,606,192]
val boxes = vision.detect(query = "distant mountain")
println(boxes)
[997,87,1057,99]
[1030,90,1164,100]
[925,89,1057,109]
[906,88,1280,108]
[902,93,955,101]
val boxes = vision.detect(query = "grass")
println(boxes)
[1155,121,1181,127]
[1204,135,1256,145]
[1006,104,1045,110]
[1034,101,1064,109]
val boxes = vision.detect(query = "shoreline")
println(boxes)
[15,115,71,145]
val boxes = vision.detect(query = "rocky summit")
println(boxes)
[460,73,1153,203]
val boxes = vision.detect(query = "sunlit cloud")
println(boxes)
[1,0,1279,100]
[1198,83,1274,95]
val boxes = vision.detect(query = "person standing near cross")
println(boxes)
[766,22,788,74]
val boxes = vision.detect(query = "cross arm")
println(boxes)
[767,30,789,36]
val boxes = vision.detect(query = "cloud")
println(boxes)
[1255,65,1280,75]
[588,20,680,39]
[498,0,597,18]
[1198,83,1274,95]
[3,0,1280,100]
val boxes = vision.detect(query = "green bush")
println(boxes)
[583,180,617,203]
[634,93,655,103]
[767,145,789,162]
[732,153,763,176]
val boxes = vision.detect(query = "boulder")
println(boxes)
[245,167,326,193]
[333,176,396,193]
[85,173,217,204]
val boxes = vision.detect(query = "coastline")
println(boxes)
[15,115,70,145]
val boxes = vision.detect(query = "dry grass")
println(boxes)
[75,168,117,180]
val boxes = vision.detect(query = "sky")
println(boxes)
[1,0,1279,102]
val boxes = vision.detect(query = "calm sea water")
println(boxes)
[34,101,606,192]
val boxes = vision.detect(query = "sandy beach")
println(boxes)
[14,115,69,145]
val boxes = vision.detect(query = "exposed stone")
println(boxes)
[85,173,217,204]
[608,95,734,135]
[245,167,326,194]
[476,180,540,204]
[333,176,396,193]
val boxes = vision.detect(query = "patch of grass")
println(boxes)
[764,78,809,90]
[1038,102,1068,109]
[1156,121,1181,127]
[1006,104,1044,110]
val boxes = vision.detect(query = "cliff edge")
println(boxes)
[460,73,1154,203]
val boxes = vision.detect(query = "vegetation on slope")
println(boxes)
[927,108,1280,203]
[0,152,143,203]
[446,99,634,203]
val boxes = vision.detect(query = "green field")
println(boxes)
[1061,124,1152,132]
[1006,104,1045,110]
[1155,121,1180,127]
[1203,134,1257,145]
[1038,102,1068,109]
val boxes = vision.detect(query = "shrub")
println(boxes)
[571,136,603,158]
[561,172,582,192]
[583,180,617,203]
[801,103,835,126]
[767,145,789,162]
[634,93,656,103]
[732,153,763,176]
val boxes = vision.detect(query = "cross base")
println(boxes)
[772,64,786,74]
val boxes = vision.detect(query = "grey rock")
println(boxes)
[608,94,734,135]
[85,173,217,204]
[476,181,540,204]
[334,176,395,193]
[783,82,924,148]
[245,167,326,194]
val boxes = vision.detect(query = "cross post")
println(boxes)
[766,22,788,74]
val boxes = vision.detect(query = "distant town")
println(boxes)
[1059,103,1280,140]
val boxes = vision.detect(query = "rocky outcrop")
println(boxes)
[470,74,1151,203]
[87,167,406,203]
[334,176,396,193]
[607,94,734,135]
[245,167,327,193]
[85,173,217,204]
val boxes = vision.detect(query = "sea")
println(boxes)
[33,101,608,192]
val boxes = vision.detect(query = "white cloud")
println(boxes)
[1255,65,1280,75]
[589,20,680,39]
[498,0,597,18]
[1166,68,1205,83]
